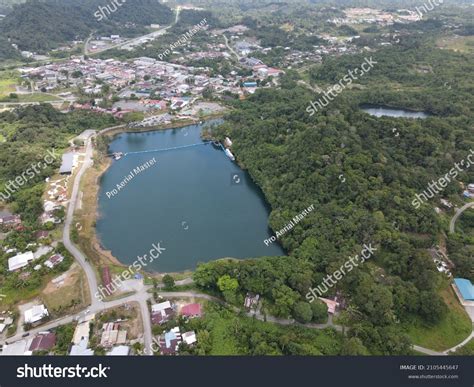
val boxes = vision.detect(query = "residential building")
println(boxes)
[24,304,49,324]
[180,303,202,319]
[182,331,197,346]
[29,332,56,352]
[244,293,260,310]
[8,251,34,272]
[319,297,339,314]
[151,301,175,325]
[159,327,182,355]
[107,345,130,356]
[44,254,64,269]
[70,338,94,356]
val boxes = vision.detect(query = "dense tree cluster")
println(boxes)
[0,0,174,53]
[194,37,474,354]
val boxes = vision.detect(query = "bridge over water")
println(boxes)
[109,141,226,158]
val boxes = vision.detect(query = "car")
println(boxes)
[22,333,30,337]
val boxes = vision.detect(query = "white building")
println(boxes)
[151,301,172,313]
[8,251,34,272]
[106,345,130,356]
[182,331,197,345]
[24,304,49,324]
[70,338,94,356]
[1,339,32,356]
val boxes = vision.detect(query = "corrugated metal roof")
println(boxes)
[59,153,74,174]
[454,278,474,301]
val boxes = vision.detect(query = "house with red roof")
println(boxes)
[319,297,340,314]
[180,303,202,319]
[29,332,56,352]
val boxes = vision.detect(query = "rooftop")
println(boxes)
[454,278,474,301]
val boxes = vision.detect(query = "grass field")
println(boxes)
[0,93,62,103]
[450,338,474,355]
[404,285,472,351]
[0,78,17,97]
[208,313,241,355]
[437,35,474,53]
[17,93,61,102]
[42,265,90,316]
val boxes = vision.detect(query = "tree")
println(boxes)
[196,330,212,355]
[272,283,299,317]
[340,337,369,355]
[162,274,175,290]
[292,301,313,323]
[71,70,83,78]
[217,274,239,303]
[217,274,238,293]
[418,291,447,324]
[310,300,328,323]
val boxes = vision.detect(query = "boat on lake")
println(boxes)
[225,148,235,161]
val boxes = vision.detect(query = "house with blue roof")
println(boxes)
[159,327,182,355]
[453,278,474,302]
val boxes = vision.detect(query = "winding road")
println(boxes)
[85,7,181,56]
[412,201,474,355]
[6,126,466,356]
[449,201,474,234]
[223,35,241,61]
[1,130,153,354]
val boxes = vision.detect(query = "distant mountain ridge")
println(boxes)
[0,0,174,53]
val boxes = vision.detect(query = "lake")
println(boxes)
[96,121,285,272]
[361,105,430,119]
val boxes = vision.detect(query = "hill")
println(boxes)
[0,0,174,53]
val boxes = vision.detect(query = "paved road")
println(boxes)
[413,345,444,356]
[412,311,474,355]
[0,129,154,353]
[449,202,474,233]
[86,27,170,55]
[0,100,65,107]
[85,7,180,55]
[61,132,154,353]
[443,330,474,354]
[2,125,338,353]
[223,35,241,60]
[63,137,101,308]
[159,291,342,331]
[2,292,150,345]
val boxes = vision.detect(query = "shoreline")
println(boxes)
[81,115,225,278]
